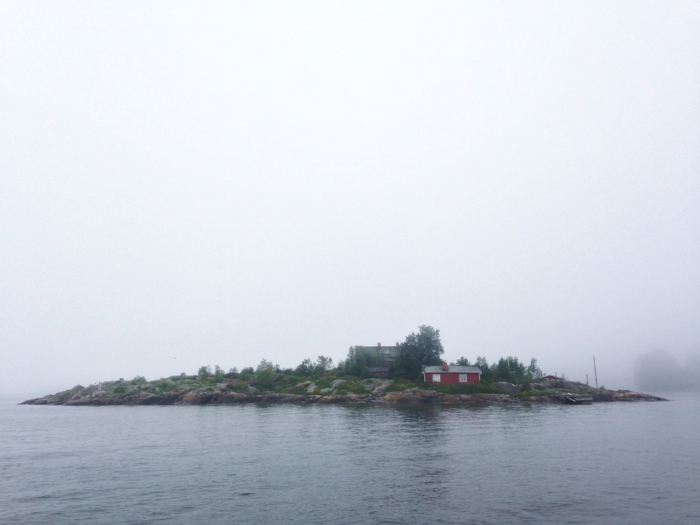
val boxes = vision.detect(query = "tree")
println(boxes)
[394,325,445,381]
[475,356,491,381]
[314,356,334,375]
[254,359,277,389]
[197,366,211,379]
[295,358,314,376]
[239,367,254,380]
[492,357,527,383]
[339,346,384,378]
[214,365,224,381]
[454,357,471,366]
[527,358,544,380]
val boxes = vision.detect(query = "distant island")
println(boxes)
[23,326,667,406]
[22,376,666,407]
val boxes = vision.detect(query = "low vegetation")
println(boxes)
[32,325,586,404]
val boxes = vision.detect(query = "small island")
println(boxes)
[23,326,666,406]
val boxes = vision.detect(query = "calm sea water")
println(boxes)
[1,394,698,525]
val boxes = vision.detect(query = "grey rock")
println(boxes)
[371,380,394,395]
[306,383,317,394]
[494,382,522,395]
[247,386,259,395]
[329,379,347,388]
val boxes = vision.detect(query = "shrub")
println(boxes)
[385,380,419,392]
[427,383,505,395]
[239,367,254,380]
[254,359,277,390]
[334,382,369,395]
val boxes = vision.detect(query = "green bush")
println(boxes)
[518,390,548,397]
[239,367,254,380]
[426,383,505,395]
[385,380,419,392]
[156,380,177,392]
[254,359,278,389]
[230,382,250,393]
[334,382,369,395]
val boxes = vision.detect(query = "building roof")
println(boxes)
[361,345,399,355]
[360,345,400,362]
[422,365,482,374]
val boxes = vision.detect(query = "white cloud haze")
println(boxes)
[1,1,698,397]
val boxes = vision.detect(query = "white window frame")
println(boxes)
[432,374,441,382]
[459,374,467,383]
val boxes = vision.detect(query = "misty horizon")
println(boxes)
[1,2,698,398]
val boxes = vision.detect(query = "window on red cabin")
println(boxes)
[459,374,467,382]
[432,374,441,382]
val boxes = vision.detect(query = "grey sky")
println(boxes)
[1,1,698,397]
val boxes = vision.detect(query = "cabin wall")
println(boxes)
[423,373,480,384]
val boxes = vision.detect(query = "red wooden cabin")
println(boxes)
[422,363,481,384]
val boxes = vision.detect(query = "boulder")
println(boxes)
[372,380,394,395]
[329,379,347,388]
[382,389,439,403]
[494,382,521,395]
[317,395,347,404]
[523,396,550,402]
[178,391,213,405]
[414,389,439,399]
[139,394,164,405]
[462,393,513,403]
[259,393,305,403]
[383,392,403,402]
[306,383,317,394]
[344,393,369,402]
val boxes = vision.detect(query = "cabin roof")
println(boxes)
[422,365,482,374]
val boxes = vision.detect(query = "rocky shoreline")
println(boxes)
[21,377,667,407]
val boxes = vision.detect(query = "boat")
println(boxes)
[561,394,593,404]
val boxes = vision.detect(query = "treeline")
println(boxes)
[454,356,544,384]
[192,325,546,389]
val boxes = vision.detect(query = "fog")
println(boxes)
[1,2,698,397]
[635,350,700,392]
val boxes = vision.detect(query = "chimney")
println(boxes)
[378,342,381,347]
[443,362,449,371]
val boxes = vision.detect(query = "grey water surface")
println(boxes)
[1,394,698,525]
